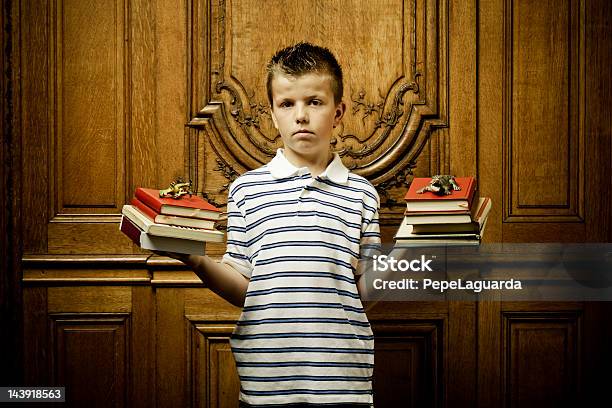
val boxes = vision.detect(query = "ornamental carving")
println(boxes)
[187,0,449,219]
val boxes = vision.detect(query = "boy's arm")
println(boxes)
[357,187,382,314]
[156,251,249,308]
[356,273,377,313]
[186,254,249,308]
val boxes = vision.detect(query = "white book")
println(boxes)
[394,218,482,241]
[122,205,224,243]
[120,216,206,255]
[404,212,472,225]
[394,239,481,247]
[140,232,206,255]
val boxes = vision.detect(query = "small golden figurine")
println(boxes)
[417,175,461,196]
[159,177,193,199]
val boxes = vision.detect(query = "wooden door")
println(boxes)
[7,0,611,407]
[477,0,612,407]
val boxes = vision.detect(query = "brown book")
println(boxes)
[411,197,492,234]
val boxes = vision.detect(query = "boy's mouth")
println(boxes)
[293,129,314,136]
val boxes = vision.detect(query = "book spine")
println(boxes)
[120,216,142,245]
[467,177,476,196]
[474,197,491,223]
[405,208,471,215]
[122,205,152,232]
[465,180,478,207]
[134,188,163,213]
[155,215,216,230]
[130,197,159,222]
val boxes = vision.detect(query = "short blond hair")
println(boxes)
[266,42,344,106]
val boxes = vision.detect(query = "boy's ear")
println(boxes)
[270,107,279,129]
[333,102,346,128]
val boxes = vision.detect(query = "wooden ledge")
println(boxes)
[22,254,150,267]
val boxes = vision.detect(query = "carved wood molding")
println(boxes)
[186,0,449,211]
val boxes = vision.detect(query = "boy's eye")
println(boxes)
[279,101,293,108]
[310,99,321,106]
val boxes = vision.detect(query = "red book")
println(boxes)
[120,214,142,245]
[404,177,477,212]
[130,197,216,229]
[134,187,221,220]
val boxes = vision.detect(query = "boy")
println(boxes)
[174,42,380,407]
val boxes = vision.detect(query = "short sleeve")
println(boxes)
[356,189,382,276]
[221,191,253,278]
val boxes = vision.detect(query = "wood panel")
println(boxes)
[372,320,443,408]
[45,286,133,407]
[584,0,612,242]
[129,0,189,190]
[446,301,477,406]
[51,315,130,407]
[155,287,188,408]
[191,323,240,408]
[130,285,156,408]
[477,300,503,407]
[21,0,51,253]
[155,286,240,408]
[504,0,584,222]
[50,0,126,214]
[48,286,131,313]
[478,0,505,243]
[45,0,130,252]
[479,0,611,242]
[19,0,191,255]
[502,312,581,408]
[184,289,241,406]
[23,287,50,386]
[448,0,477,179]
[22,283,156,407]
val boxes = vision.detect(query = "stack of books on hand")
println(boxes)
[394,176,491,246]
[119,187,224,255]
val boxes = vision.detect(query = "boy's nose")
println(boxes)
[295,106,308,123]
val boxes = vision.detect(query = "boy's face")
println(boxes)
[270,73,345,162]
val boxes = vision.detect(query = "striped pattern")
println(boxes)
[222,150,380,407]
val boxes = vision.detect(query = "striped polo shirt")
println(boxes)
[222,148,381,407]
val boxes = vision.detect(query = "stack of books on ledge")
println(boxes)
[394,176,491,246]
[120,187,224,255]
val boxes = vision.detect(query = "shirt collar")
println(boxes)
[268,148,349,184]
